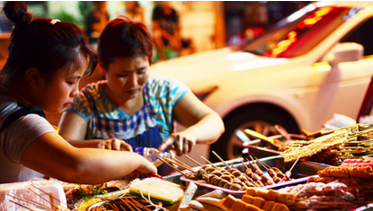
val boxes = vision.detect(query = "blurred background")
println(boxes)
[0,1,310,66]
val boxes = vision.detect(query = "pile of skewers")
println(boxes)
[158,151,298,192]
[88,195,168,211]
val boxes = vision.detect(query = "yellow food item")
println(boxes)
[129,178,185,204]
[77,198,102,210]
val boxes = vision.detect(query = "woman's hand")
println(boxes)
[99,138,133,152]
[158,132,196,156]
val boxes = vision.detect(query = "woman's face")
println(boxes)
[106,55,150,100]
[37,53,87,113]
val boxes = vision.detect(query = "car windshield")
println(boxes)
[241,3,362,58]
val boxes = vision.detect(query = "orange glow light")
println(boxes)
[271,31,298,57]
[299,7,334,29]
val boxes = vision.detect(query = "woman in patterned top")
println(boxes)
[58,16,224,167]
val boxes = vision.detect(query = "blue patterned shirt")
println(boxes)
[66,76,190,146]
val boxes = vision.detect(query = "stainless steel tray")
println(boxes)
[178,155,333,196]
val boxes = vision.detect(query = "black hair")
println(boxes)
[97,16,152,70]
[0,1,98,86]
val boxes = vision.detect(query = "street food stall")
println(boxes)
[4,123,373,211]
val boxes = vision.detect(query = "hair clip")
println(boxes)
[50,19,61,25]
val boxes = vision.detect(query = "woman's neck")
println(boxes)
[101,82,144,116]
[1,82,34,106]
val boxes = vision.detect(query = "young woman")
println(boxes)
[0,1,156,184]
[58,17,225,171]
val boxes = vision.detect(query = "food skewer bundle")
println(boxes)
[158,152,296,192]
[87,195,168,211]
[281,124,373,165]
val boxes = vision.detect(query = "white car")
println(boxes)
[151,1,373,163]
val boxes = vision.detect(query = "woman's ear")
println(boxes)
[25,68,44,88]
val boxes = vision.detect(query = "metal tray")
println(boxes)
[179,155,333,196]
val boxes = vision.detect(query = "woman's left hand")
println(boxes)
[158,132,196,156]
[99,138,133,152]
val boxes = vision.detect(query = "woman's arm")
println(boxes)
[158,92,225,155]
[21,132,156,184]
[59,111,132,151]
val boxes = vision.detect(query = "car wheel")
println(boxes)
[209,106,299,162]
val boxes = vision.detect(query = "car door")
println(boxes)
[306,16,373,132]
[330,16,373,121]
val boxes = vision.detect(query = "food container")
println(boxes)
[0,179,67,211]
[179,155,333,197]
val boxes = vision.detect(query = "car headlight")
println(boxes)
[192,85,218,101]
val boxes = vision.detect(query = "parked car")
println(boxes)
[151,1,373,163]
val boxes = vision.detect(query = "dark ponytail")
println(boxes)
[1,1,98,86]
[3,1,32,44]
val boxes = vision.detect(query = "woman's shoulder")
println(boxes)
[0,95,18,115]
[146,75,190,95]
[80,82,102,96]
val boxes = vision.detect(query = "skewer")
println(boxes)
[27,188,60,210]
[9,200,36,211]
[157,157,188,176]
[280,158,299,182]
[212,151,231,170]
[249,155,256,163]
[185,154,203,166]
[128,197,153,211]
[7,194,55,210]
[288,157,299,173]
[121,198,136,211]
[164,157,196,173]
[255,157,269,170]
[256,157,272,169]
[173,157,195,170]
[106,199,120,211]
[30,183,67,207]
[200,156,218,168]
[240,157,249,169]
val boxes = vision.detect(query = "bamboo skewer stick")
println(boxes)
[173,157,195,171]
[200,156,218,168]
[288,157,299,173]
[212,151,231,170]
[164,157,196,173]
[9,200,36,211]
[30,183,67,207]
[240,157,250,169]
[128,197,152,211]
[255,157,271,169]
[121,198,135,211]
[27,188,60,210]
[249,155,256,163]
[157,157,188,176]
[185,154,203,166]
[7,194,56,211]
[255,157,269,170]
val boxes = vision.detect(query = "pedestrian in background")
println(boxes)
[84,1,109,50]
